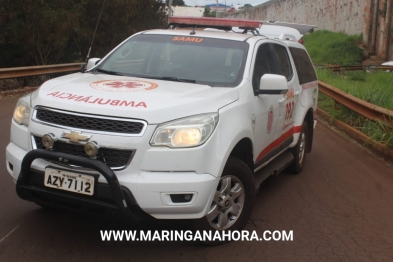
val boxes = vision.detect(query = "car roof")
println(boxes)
[151,16,314,45]
[142,29,256,42]
[141,28,307,51]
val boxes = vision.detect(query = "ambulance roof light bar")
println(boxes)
[167,16,262,34]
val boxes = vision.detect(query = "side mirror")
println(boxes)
[256,74,288,95]
[86,58,101,70]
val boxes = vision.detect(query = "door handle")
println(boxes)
[278,98,285,104]
[294,91,300,97]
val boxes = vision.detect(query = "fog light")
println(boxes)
[84,141,99,157]
[170,194,193,203]
[42,133,56,149]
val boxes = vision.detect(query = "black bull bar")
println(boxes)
[16,149,142,219]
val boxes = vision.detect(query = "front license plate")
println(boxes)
[44,168,95,196]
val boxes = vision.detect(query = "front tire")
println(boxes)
[195,157,255,245]
[287,121,308,174]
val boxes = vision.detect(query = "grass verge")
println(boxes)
[303,30,364,65]
[317,69,393,109]
[303,29,393,151]
[318,92,393,148]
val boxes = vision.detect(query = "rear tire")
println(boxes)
[287,122,308,174]
[195,157,255,245]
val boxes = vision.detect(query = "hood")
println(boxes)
[32,73,239,124]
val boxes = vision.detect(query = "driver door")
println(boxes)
[251,42,284,168]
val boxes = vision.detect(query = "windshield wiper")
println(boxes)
[156,76,196,83]
[96,68,123,76]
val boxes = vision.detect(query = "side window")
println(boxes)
[272,44,293,81]
[289,47,317,84]
[252,44,275,90]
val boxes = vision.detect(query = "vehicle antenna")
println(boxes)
[190,11,204,35]
[81,0,106,73]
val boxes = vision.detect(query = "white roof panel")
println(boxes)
[143,29,253,41]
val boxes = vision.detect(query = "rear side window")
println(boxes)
[289,47,317,84]
[272,44,293,81]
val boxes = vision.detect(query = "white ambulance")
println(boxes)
[6,17,318,242]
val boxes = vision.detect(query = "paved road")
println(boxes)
[1,96,393,261]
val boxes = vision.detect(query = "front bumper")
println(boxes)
[7,143,219,219]
[16,149,140,218]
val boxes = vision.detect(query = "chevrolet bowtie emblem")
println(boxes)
[61,131,91,143]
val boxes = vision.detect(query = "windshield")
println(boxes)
[97,34,248,87]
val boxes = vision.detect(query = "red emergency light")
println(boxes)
[168,16,262,30]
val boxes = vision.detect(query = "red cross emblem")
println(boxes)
[105,81,144,89]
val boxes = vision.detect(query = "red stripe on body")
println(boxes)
[256,126,302,162]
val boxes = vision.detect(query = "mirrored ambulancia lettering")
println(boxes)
[46,92,147,108]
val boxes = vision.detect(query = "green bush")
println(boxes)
[304,30,364,65]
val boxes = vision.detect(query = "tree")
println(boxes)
[203,6,218,17]
[0,0,82,66]
[244,4,252,8]
[203,6,210,16]
[80,0,167,60]
[0,0,167,67]
[172,0,185,6]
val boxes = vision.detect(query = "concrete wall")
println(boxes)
[225,0,393,61]
[227,0,366,35]
[172,6,204,17]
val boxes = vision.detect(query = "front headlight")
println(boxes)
[150,113,219,148]
[13,99,31,126]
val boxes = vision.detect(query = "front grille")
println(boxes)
[35,108,145,135]
[33,136,134,169]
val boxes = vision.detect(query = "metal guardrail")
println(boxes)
[0,63,83,80]
[325,65,393,73]
[318,81,393,129]
[1,63,392,129]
